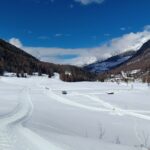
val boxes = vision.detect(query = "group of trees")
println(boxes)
[0,51,96,82]
[0,39,98,81]
[14,63,97,82]
[59,65,96,82]
[97,72,110,82]
[0,58,4,75]
[142,74,150,86]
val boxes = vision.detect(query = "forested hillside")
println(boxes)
[0,39,95,81]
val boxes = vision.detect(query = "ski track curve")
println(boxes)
[44,88,110,112]
[1,78,150,150]
[44,87,150,122]
[0,82,63,150]
[73,92,150,121]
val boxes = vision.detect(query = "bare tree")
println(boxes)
[98,123,105,139]
[139,131,150,149]
[115,136,121,144]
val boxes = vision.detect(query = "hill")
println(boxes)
[0,39,39,74]
[98,40,150,82]
[84,51,135,73]
[0,39,95,81]
[110,40,150,78]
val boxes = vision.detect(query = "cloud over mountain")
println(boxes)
[9,26,150,66]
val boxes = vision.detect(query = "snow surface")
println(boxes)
[0,74,150,150]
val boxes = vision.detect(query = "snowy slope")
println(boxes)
[0,74,150,150]
[84,51,135,73]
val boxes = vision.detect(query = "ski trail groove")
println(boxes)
[45,88,150,121]
[0,87,33,150]
[0,83,64,150]
[44,88,110,112]
[77,93,150,121]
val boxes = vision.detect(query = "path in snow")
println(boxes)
[44,88,150,121]
[80,93,150,121]
[0,88,32,150]
[0,77,149,150]
[0,83,63,150]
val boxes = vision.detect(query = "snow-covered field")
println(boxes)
[0,74,150,150]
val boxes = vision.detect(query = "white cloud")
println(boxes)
[74,0,104,5]
[9,38,23,48]
[54,34,71,38]
[38,36,50,40]
[9,26,150,66]
[70,4,74,8]
[54,34,63,37]
[120,27,126,31]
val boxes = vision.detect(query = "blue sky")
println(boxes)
[1,0,150,65]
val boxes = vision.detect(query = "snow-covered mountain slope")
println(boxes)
[110,40,150,76]
[84,51,135,73]
[0,74,150,150]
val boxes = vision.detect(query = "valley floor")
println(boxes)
[0,74,150,150]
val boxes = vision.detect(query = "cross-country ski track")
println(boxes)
[0,83,62,150]
[44,88,150,121]
[0,76,150,150]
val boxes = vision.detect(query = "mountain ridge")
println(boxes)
[0,39,95,81]
[111,39,150,74]
[83,50,136,73]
